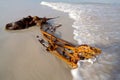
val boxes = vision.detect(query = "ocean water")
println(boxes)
[41,1,120,80]
[0,0,120,80]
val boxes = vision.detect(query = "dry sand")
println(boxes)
[0,2,77,80]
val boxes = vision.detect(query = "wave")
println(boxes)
[40,1,120,80]
[41,1,120,45]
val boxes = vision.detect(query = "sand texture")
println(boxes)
[0,2,77,79]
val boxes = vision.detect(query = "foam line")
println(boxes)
[40,1,120,80]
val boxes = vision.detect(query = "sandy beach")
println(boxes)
[1,0,120,80]
[0,1,76,80]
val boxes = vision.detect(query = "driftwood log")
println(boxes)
[5,16,57,30]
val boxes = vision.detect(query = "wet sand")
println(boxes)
[0,1,77,80]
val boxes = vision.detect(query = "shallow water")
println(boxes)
[41,1,120,80]
[0,0,120,80]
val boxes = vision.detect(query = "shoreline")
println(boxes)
[0,2,76,80]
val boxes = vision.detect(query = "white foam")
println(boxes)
[71,57,97,80]
[71,68,83,80]
[41,1,97,44]
[40,1,120,80]
[41,1,120,45]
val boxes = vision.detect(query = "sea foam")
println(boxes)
[41,1,120,80]
[41,1,120,45]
